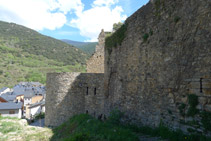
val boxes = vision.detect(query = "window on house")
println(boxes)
[9,111,15,114]
[94,88,97,95]
[86,87,89,95]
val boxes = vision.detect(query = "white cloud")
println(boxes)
[0,0,83,30]
[70,0,127,42]
[56,0,84,16]
[0,0,127,41]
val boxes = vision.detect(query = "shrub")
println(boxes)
[34,112,45,120]
[105,23,127,54]
[200,111,211,131]
[107,109,124,125]
[187,94,199,117]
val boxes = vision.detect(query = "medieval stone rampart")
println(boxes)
[86,29,105,73]
[46,0,211,134]
[45,73,104,127]
[104,0,211,132]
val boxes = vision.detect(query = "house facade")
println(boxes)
[0,102,22,118]
[25,101,45,119]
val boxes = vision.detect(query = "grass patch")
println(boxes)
[51,114,139,141]
[0,116,19,120]
[51,113,211,141]
[23,129,52,141]
[129,122,210,141]
[0,121,22,134]
[0,116,53,141]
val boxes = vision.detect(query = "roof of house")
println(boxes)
[0,97,8,102]
[24,93,35,98]
[16,82,43,87]
[0,87,8,93]
[28,100,45,108]
[0,102,23,110]
[1,94,16,101]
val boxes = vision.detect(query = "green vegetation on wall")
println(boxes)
[143,33,149,42]
[187,94,199,117]
[178,103,186,117]
[200,111,211,132]
[105,23,127,54]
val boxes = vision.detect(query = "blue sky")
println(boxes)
[0,0,149,42]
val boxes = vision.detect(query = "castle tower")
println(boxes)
[86,29,105,73]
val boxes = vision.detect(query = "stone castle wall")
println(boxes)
[45,73,104,127]
[46,0,211,134]
[104,0,211,132]
[86,30,105,73]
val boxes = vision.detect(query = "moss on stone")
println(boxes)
[105,24,127,54]
[143,33,149,42]
[187,94,199,117]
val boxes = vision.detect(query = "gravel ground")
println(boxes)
[30,118,45,127]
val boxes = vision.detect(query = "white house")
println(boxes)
[25,101,45,119]
[0,102,23,118]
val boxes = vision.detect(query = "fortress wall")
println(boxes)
[86,53,104,73]
[45,72,104,127]
[84,74,105,119]
[86,30,105,73]
[105,0,211,131]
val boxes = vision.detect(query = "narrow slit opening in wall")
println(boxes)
[86,110,88,114]
[200,78,203,93]
[94,88,96,95]
[86,87,89,95]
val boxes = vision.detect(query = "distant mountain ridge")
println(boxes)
[61,39,97,56]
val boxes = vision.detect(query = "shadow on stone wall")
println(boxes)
[45,72,104,128]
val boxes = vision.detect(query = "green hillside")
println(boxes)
[0,21,87,88]
[61,39,97,56]
[0,21,88,66]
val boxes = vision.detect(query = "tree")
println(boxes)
[113,22,123,32]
